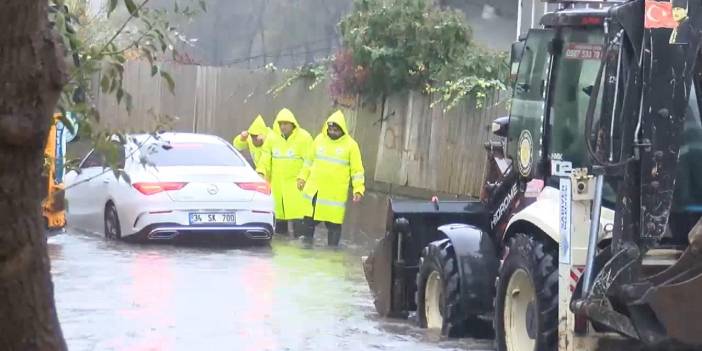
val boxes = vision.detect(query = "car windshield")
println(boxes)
[140,141,246,167]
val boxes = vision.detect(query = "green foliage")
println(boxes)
[53,0,200,111]
[266,60,329,97]
[62,109,176,187]
[336,0,508,109]
[49,0,202,178]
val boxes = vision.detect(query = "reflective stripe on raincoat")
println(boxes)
[298,110,365,224]
[257,109,313,220]
[232,115,273,168]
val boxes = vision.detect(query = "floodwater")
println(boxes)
[49,192,494,351]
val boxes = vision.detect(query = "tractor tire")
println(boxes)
[495,233,557,351]
[415,238,467,337]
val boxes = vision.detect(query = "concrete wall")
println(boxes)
[95,60,506,197]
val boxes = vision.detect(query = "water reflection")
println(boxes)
[51,221,490,351]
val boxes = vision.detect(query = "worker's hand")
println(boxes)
[297,178,306,191]
[239,131,249,141]
[353,192,363,203]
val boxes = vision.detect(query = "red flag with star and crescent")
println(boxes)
[645,0,678,28]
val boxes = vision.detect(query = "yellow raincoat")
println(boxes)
[232,115,273,168]
[257,109,313,220]
[299,111,365,224]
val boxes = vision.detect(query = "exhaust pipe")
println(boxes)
[148,230,179,240]
[245,230,271,240]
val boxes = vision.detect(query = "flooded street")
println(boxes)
[48,193,494,351]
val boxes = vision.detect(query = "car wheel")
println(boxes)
[415,238,468,337]
[104,204,122,240]
[495,234,557,351]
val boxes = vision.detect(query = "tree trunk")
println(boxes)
[0,1,67,350]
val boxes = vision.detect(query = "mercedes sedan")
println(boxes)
[65,132,274,243]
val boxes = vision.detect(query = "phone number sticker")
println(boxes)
[564,43,603,61]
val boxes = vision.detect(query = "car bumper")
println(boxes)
[126,222,274,243]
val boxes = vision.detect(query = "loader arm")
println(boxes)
[571,0,702,346]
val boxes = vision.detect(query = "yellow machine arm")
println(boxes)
[42,113,66,233]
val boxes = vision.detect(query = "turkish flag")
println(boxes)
[645,0,678,29]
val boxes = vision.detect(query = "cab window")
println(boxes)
[548,28,605,167]
[507,29,555,178]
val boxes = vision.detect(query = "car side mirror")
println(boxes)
[509,40,525,84]
[491,116,509,138]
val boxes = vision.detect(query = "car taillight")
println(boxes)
[236,182,271,195]
[133,182,187,195]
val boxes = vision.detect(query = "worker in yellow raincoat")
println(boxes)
[257,108,313,236]
[233,115,272,168]
[297,110,365,246]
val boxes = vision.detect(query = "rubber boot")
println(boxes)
[302,218,315,248]
[275,220,289,235]
[292,220,305,239]
[327,226,341,247]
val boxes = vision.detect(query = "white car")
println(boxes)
[65,132,274,243]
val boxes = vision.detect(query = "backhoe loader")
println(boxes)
[363,0,702,349]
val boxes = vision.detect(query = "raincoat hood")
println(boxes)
[273,108,300,134]
[247,115,269,136]
[323,110,349,136]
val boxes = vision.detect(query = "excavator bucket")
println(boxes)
[632,219,702,346]
[362,198,485,318]
[362,223,397,318]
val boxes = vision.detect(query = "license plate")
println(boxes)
[189,213,236,225]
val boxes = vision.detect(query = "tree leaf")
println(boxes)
[141,48,154,66]
[125,92,134,113]
[199,1,207,12]
[100,74,110,92]
[151,65,158,77]
[124,0,139,17]
[108,0,118,16]
[109,76,119,93]
[117,170,132,185]
[54,12,66,34]
[160,71,175,94]
[116,88,124,104]
[68,33,81,53]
